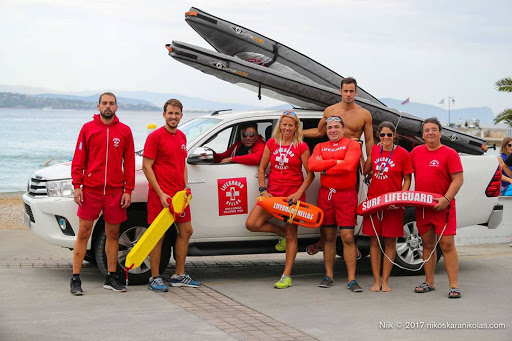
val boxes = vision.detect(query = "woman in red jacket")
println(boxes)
[245,111,314,289]
[362,122,412,292]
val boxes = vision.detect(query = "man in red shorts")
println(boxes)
[70,92,135,295]
[411,117,464,298]
[142,99,201,292]
[308,116,362,291]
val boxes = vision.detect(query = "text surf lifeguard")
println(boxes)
[357,191,438,216]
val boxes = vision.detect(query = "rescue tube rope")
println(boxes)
[287,200,301,224]
[362,183,446,271]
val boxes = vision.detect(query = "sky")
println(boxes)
[1,0,511,114]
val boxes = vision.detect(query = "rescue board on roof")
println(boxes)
[357,191,439,216]
[184,7,382,106]
[166,7,489,155]
[125,189,191,270]
[257,196,324,228]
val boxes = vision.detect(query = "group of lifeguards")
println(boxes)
[247,78,464,299]
[69,78,464,299]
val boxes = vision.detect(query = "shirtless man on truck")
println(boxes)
[303,77,374,256]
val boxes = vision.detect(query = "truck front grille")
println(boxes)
[27,175,47,197]
[24,203,35,223]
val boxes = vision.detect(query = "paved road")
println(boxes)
[1,230,510,341]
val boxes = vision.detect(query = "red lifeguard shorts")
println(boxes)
[317,187,357,228]
[267,185,306,202]
[77,190,127,224]
[416,202,457,236]
[147,189,191,225]
[362,207,405,237]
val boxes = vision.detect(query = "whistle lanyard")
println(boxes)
[278,140,294,167]
[376,144,395,176]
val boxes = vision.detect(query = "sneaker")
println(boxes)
[70,276,83,296]
[103,273,127,292]
[275,237,286,252]
[148,276,168,292]
[347,279,363,292]
[318,276,334,288]
[274,275,292,289]
[169,273,201,288]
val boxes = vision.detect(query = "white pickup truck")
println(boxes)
[22,109,503,284]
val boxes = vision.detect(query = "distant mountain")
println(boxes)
[0,85,266,111]
[0,85,500,122]
[0,92,159,111]
[379,98,496,126]
[34,93,157,107]
[114,91,265,111]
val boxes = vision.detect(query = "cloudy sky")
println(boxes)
[1,0,511,114]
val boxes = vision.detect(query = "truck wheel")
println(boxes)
[335,239,369,260]
[393,208,442,275]
[84,250,97,264]
[94,212,175,285]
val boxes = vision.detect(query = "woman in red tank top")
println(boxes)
[246,111,314,289]
[362,121,412,292]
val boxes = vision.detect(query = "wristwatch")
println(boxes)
[259,186,267,193]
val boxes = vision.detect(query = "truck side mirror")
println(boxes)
[187,147,214,164]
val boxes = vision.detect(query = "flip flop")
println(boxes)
[306,242,323,255]
[448,287,462,299]
[414,282,436,293]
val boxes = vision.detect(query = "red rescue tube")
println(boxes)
[257,196,324,228]
[357,191,440,216]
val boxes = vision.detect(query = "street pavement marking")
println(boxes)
[160,285,318,341]
[458,251,512,259]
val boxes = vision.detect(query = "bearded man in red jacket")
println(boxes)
[70,92,135,295]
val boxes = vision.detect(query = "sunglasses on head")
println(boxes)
[242,132,255,138]
[326,116,342,123]
[282,110,297,117]
[379,133,393,138]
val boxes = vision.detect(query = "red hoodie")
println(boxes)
[213,135,265,165]
[308,138,361,190]
[72,114,135,195]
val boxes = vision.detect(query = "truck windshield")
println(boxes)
[179,117,221,144]
[135,117,221,156]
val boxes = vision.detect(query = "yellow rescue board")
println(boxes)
[125,189,191,270]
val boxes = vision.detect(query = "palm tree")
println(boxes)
[493,77,512,126]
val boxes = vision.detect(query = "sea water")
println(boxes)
[0,108,501,193]
[0,108,207,192]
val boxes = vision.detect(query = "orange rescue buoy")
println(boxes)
[257,196,324,228]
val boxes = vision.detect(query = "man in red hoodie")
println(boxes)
[70,92,135,295]
[308,116,362,292]
[213,123,265,165]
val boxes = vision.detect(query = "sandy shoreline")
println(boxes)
[0,191,27,230]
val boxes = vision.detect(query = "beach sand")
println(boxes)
[0,192,26,230]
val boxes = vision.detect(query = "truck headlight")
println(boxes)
[47,180,74,197]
